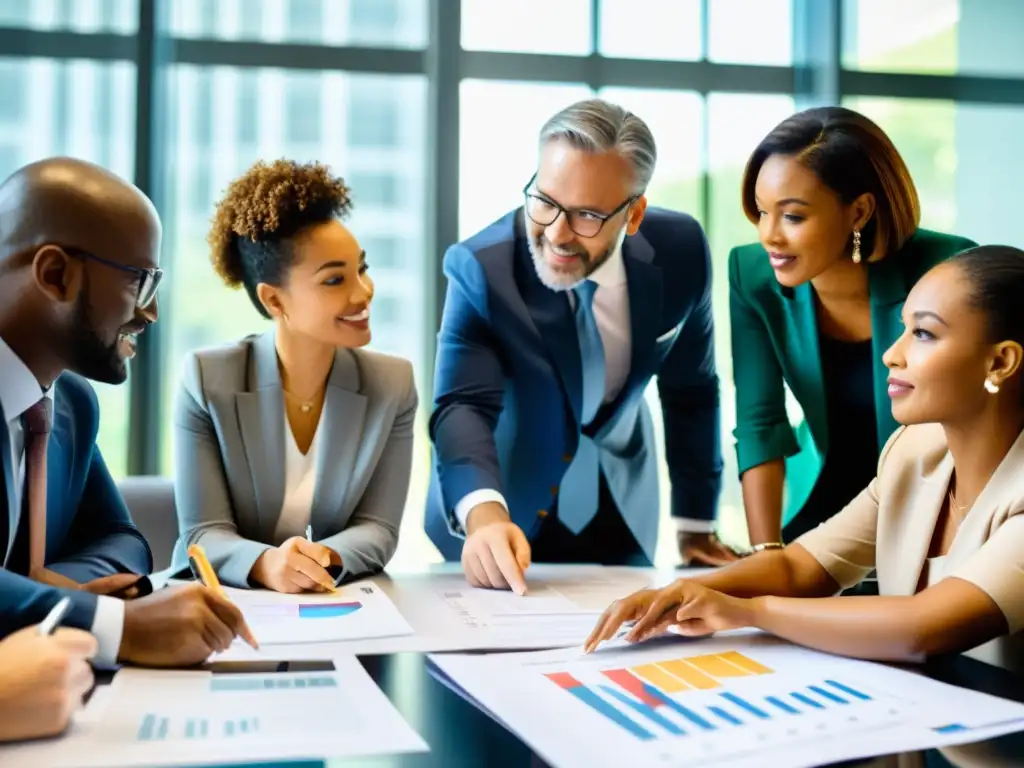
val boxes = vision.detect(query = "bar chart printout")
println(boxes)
[226,581,414,643]
[0,657,428,767]
[429,640,1024,768]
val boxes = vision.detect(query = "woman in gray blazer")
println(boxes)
[169,159,417,592]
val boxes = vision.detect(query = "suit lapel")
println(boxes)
[619,232,660,399]
[310,350,367,536]
[0,416,13,561]
[786,283,828,452]
[890,449,952,596]
[517,222,583,425]
[235,331,286,537]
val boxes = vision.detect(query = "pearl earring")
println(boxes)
[851,229,862,264]
[984,378,1000,394]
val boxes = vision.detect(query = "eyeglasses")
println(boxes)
[64,247,163,309]
[522,173,637,238]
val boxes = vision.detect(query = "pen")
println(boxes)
[38,596,71,636]
[187,544,260,650]
[306,525,338,592]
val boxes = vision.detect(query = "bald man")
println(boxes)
[0,157,250,667]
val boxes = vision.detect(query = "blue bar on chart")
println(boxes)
[211,675,337,692]
[720,692,770,720]
[599,685,687,735]
[809,685,848,705]
[656,696,716,732]
[791,692,825,710]
[137,714,156,742]
[766,696,800,715]
[826,680,872,701]
[545,672,655,741]
[184,719,209,739]
[155,717,169,740]
[225,720,235,738]
[601,668,717,733]
[708,706,743,726]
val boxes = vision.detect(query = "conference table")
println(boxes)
[107,564,1024,768]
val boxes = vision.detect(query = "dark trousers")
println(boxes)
[530,473,651,567]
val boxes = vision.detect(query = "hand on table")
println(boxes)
[461,501,531,595]
[0,625,97,742]
[119,582,255,667]
[249,537,341,594]
[678,531,742,567]
[31,568,147,598]
[584,579,756,653]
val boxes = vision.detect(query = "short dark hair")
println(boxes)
[952,245,1024,346]
[208,159,353,319]
[741,106,920,261]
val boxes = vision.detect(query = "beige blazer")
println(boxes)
[796,422,1024,671]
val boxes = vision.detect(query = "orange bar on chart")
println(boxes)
[686,653,754,678]
[718,651,774,675]
[631,663,689,693]
[658,659,720,690]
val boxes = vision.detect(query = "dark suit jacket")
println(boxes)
[0,373,152,637]
[425,207,722,560]
[728,227,977,527]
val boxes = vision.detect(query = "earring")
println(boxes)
[852,229,862,264]
[985,378,1000,394]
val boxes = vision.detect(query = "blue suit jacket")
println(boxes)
[425,207,722,560]
[0,373,152,637]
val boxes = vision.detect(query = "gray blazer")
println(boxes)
[168,330,418,587]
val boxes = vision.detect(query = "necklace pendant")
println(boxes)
[300,403,311,413]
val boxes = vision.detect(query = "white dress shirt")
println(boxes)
[0,335,123,665]
[454,245,712,535]
[274,410,322,542]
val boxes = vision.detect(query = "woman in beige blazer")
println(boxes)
[169,160,417,592]
[587,244,1024,672]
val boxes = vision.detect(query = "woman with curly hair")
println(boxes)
[167,159,417,592]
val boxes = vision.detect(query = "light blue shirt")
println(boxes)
[0,335,123,665]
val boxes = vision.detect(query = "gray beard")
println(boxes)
[526,221,627,292]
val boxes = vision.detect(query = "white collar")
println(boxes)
[0,334,48,424]
[587,241,626,287]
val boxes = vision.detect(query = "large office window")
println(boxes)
[5,0,1024,565]
[169,0,428,48]
[0,56,136,477]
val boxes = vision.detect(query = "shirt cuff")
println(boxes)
[453,489,509,534]
[90,595,125,667]
[674,517,717,534]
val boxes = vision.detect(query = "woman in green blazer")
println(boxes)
[729,106,976,549]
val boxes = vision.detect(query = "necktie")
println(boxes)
[23,398,52,575]
[558,281,605,534]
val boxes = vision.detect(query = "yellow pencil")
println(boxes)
[187,544,259,650]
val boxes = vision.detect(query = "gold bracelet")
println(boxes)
[750,541,784,553]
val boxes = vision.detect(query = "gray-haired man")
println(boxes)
[425,98,736,591]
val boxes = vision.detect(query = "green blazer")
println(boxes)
[728,228,977,527]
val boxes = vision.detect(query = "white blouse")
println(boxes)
[273,411,322,544]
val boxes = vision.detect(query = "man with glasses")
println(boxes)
[0,157,249,668]
[426,98,737,593]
